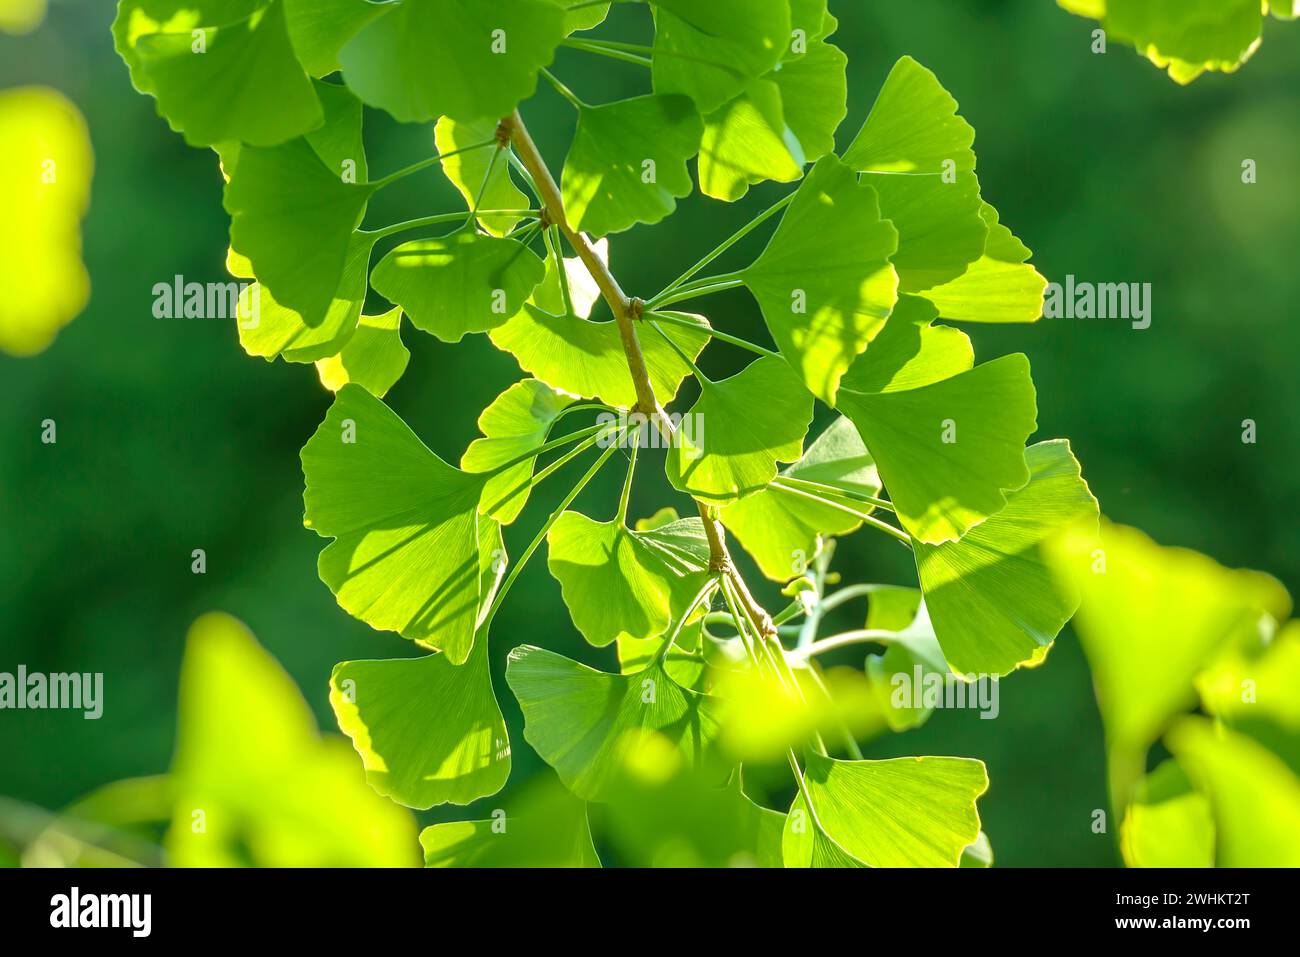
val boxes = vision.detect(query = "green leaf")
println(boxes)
[506,645,723,802]
[837,354,1038,545]
[1120,758,1215,868]
[314,306,409,397]
[301,384,489,663]
[868,170,987,294]
[742,156,900,403]
[558,0,611,34]
[529,236,604,319]
[330,641,511,810]
[490,304,709,409]
[1105,0,1264,84]
[563,94,703,236]
[224,83,374,325]
[461,378,574,524]
[116,0,322,147]
[547,510,709,648]
[920,202,1047,324]
[697,78,802,203]
[420,774,600,867]
[1196,621,1300,776]
[914,440,1100,676]
[282,0,393,78]
[165,612,418,866]
[370,229,545,343]
[652,0,791,113]
[435,121,523,238]
[233,231,376,363]
[838,295,973,394]
[0,87,91,356]
[863,601,952,732]
[722,416,881,581]
[843,55,976,175]
[1046,521,1292,756]
[1167,718,1300,866]
[770,37,847,165]
[783,753,987,867]
[664,355,815,505]
[338,0,565,122]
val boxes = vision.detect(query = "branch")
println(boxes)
[503,109,775,637]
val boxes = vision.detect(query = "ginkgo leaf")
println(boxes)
[166,613,418,867]
[490,304,709,409]
[314,307,409,397]
[914,440,1100,676]
[743,156,899,403]
[558,0,610,34]
[435,119,522,238]
[1046,521,1292,756]
[770,37,847,165]
[1196,621,1300,774]
[234,231,375,363]
[858,598,952,732]
[665,355,815,505]
[1167,718,1300,866]
[116,0,322,147]
[1103,0,1264,84]
[330,642,511,810]
[867,170,987,294]
[530,236,605,319]
[224,83,374,325]
[651,0,791,113]
[722,416,881,581]
[1119,758,1215,868]
[843,55,976,175]
[783,753,987,867]
[547,510,709,648]
[282,0,393,78]
[564,94,703,236]
[420,774,600,867]
[506,645,723,802]
[0,87,92,356]
[838,295,973,394]
[301,385,489,663]
[837,354,1038,545]
[370,230,545,343]
[921,203,1047,324]
[698,78,802,203]
[338,0,564,122]
[461,378,573,524]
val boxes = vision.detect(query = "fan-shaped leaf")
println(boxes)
[697,79,802,202]
[314,307,409,397]
[838,294,973,394]
[921,203,1047,324]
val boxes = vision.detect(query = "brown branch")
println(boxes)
[504,109,775,637]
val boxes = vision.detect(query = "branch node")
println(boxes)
[627,297,645,321]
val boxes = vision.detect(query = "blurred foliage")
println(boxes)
[2,0,1299,866]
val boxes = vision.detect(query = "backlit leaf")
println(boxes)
[435,121,524,238]
[314,307,409,397]
[921,203,1047,324]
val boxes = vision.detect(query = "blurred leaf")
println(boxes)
[1120,758,1214,868]
[0,87,91,356]
[301,385,489,662]
[1105,0,1264,84]
[166,613,417,866]
[665,355,815,505]
[837,354,1037,545]
[0,0,45,34]
[330,642,510,810]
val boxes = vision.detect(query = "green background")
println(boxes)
[2,0,1297,866]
